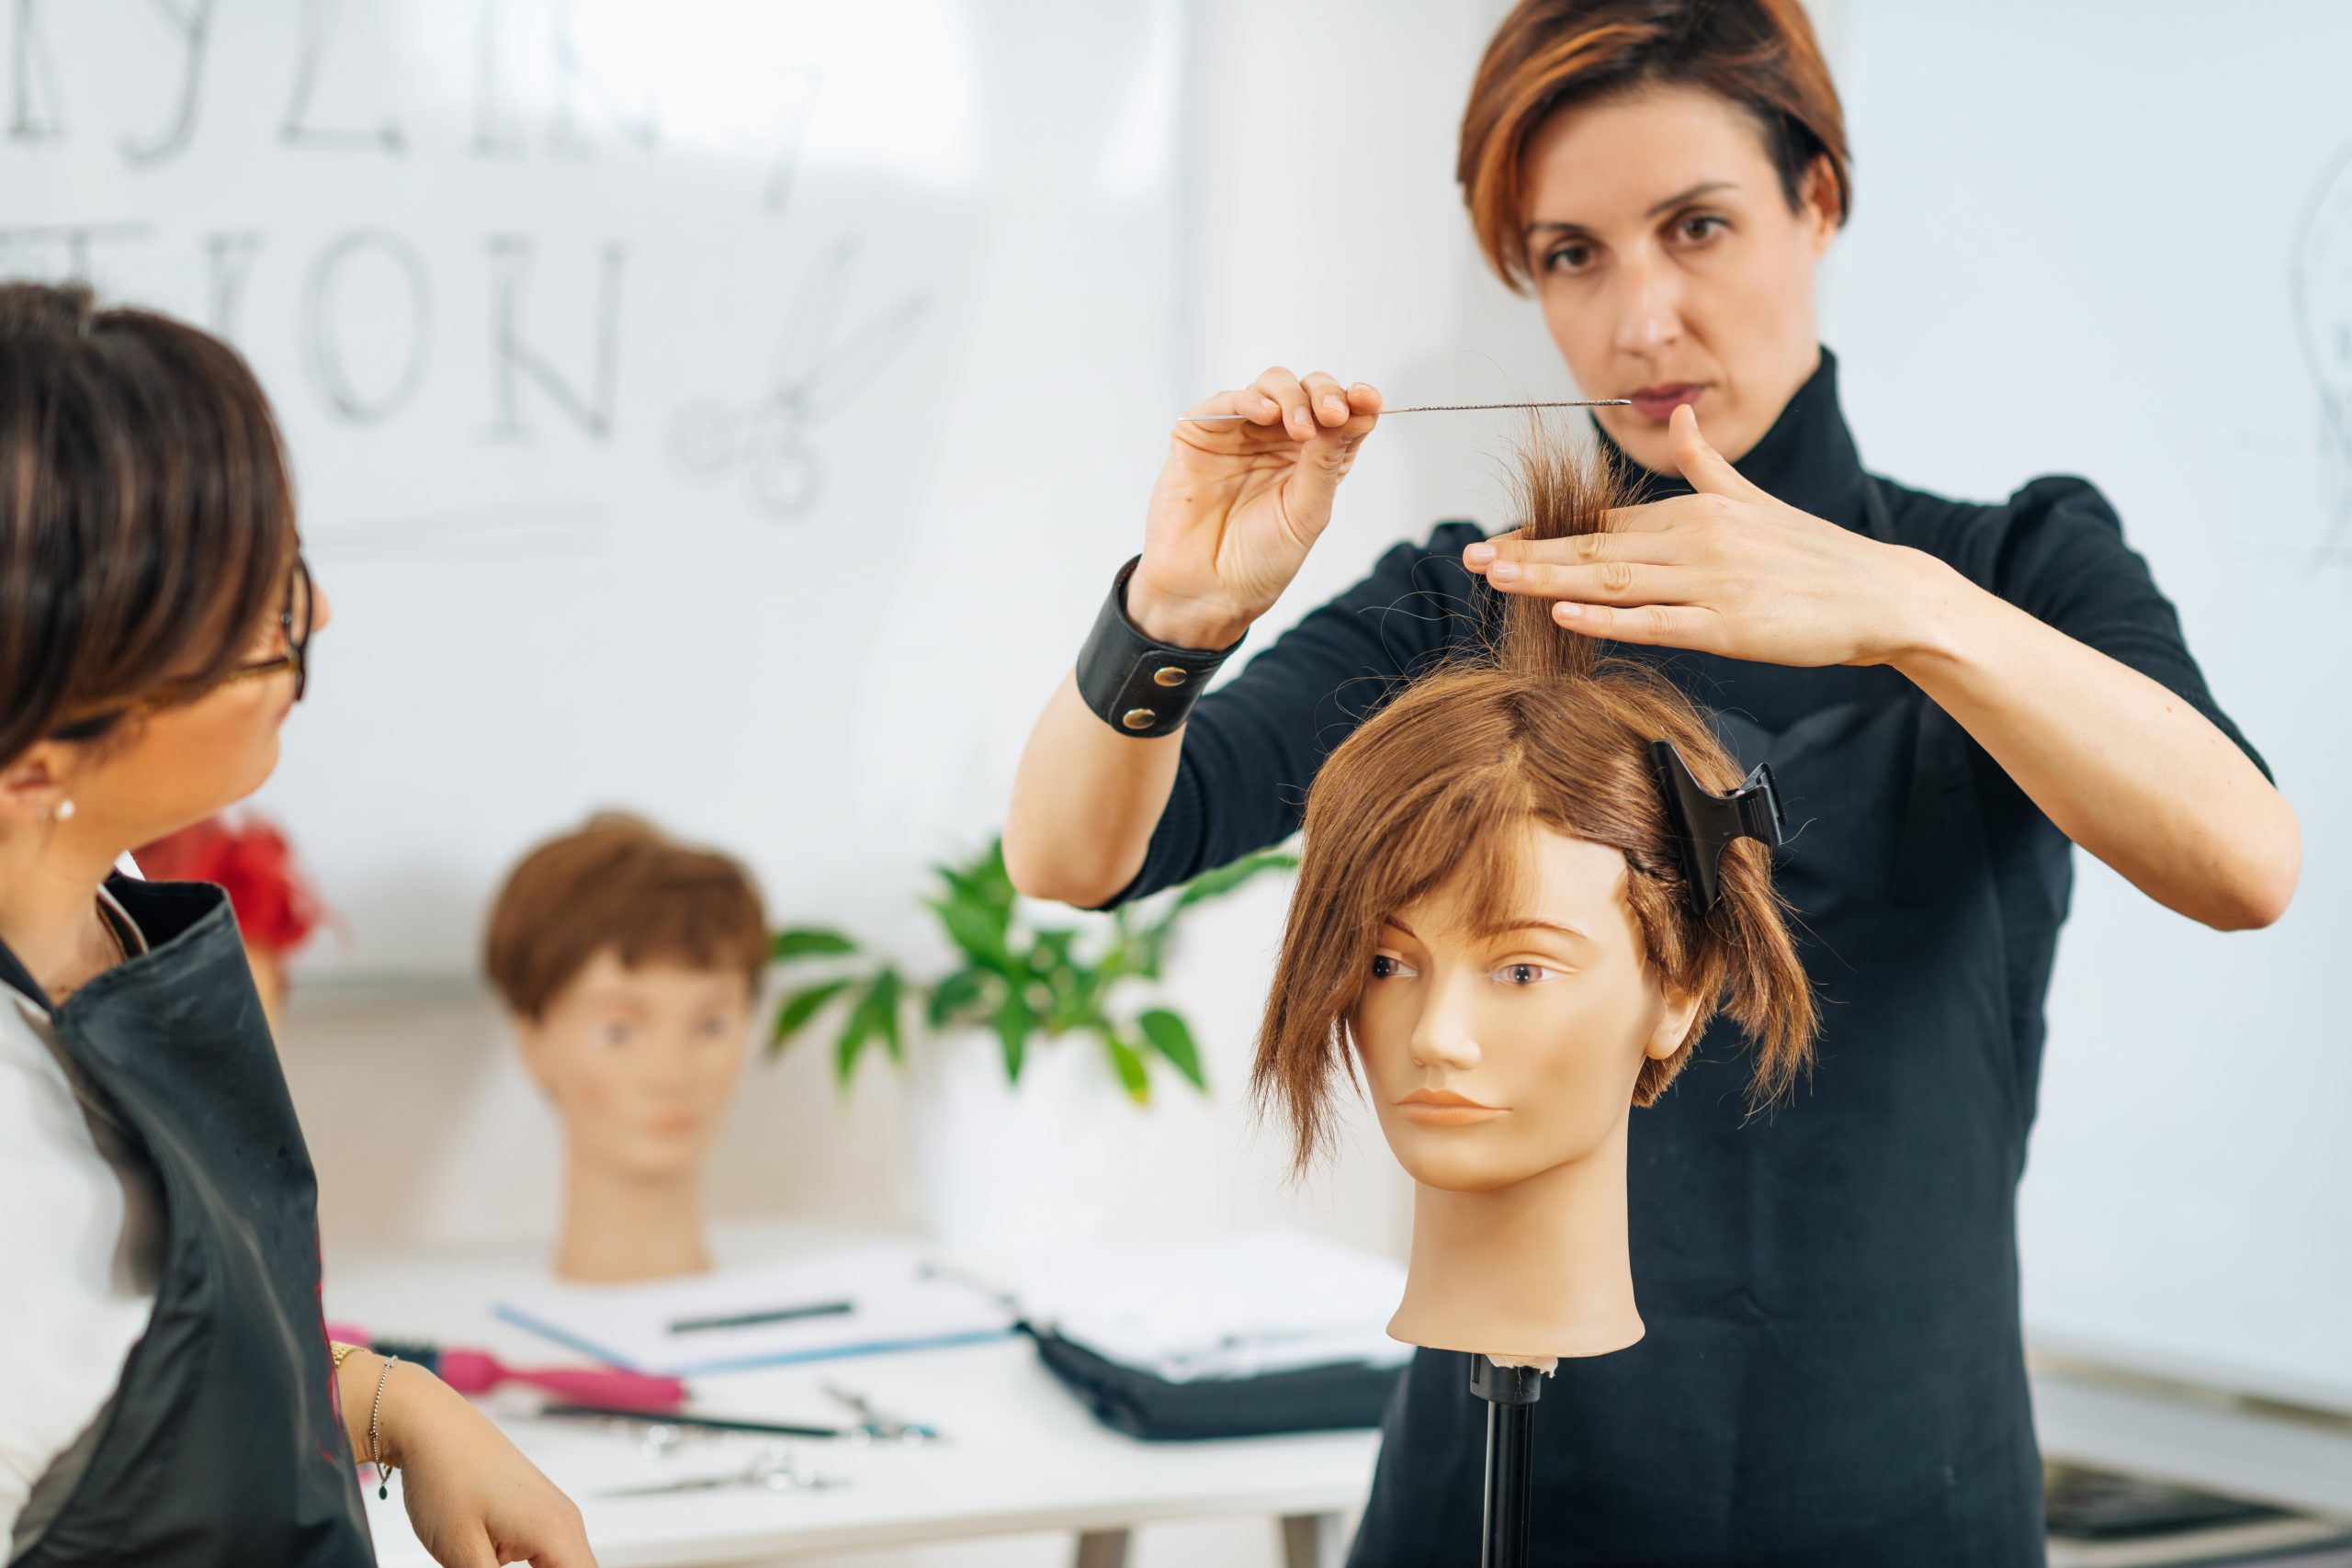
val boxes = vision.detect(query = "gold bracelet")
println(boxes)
[330,1341,360,1374]
[369,1355,401,1500]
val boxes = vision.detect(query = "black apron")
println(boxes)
[5,875,374,1568]
[1349,482,2044,1566]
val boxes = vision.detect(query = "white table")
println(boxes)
[324,1237,1382,1568]
[2029,1355,2352,1521]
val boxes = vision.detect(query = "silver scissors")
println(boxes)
[823,1382,943,1445]
[596,1446,846,1498]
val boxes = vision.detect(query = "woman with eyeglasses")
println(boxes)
[0,283,596,1568]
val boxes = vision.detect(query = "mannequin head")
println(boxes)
[1256,430,1816,1358]
[1255,430,1816,1179]
[485,814,768,1280]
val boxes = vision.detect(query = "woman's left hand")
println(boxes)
[351,1354,598,1568]
[1463,402,1939,667]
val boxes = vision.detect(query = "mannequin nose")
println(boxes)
[641,1042,698,1096]
[1408,979,1484,1074]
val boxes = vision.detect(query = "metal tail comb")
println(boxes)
[1179,399,1630,423]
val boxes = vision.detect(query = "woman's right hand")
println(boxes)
[1127,368,1383,649]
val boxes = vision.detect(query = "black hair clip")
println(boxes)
[1648,739,1786,915]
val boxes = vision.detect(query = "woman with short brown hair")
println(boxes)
[1006,2,2297,1561]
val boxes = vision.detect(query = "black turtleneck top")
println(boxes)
[1103,349,2263,1567]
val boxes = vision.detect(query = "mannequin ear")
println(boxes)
[512,1017,560,1093]
[1644,984,1705,1063]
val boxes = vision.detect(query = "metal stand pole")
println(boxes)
[1470,1358,1545,1568]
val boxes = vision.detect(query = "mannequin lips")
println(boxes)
[1396,1087,1505,1126]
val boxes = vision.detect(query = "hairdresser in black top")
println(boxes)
[0,284,594,1566]
[1003,3,2299,1564]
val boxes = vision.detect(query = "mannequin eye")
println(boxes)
[1369,953,1417,980]
[1494,963,1555,987]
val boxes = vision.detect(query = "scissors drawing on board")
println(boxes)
[2291,138,2352,571]
[670,239,928,522]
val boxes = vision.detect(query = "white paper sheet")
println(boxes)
[494,1245,1015,1376]
[1009,1230,1411,1382]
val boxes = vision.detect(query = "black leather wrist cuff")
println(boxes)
[1074,558,1244,739]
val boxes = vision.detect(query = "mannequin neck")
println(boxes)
[1388,1117,1643,1362]
[553,1147,713,1283]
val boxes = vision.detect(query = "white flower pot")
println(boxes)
[905,1028,1132,1258]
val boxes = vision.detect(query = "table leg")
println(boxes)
[1072,1528,1131,1568]
[1280,1510,1348,1568]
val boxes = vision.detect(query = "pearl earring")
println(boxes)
[51,799,75,822]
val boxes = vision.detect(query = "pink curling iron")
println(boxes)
[327,1322,685,1413]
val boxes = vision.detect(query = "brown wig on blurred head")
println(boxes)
[1252,425,1815,1171]
[485,813,769,1021]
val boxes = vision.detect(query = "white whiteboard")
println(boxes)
[1819,1,2352,1408]
[0,0,1185,978]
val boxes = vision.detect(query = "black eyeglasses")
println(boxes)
[48,554,313,739]
[218,551,313,704]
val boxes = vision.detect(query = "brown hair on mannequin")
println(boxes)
[1252,426,1817,1171]
[485,812,769,1020]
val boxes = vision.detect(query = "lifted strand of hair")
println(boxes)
[1487,412,1628,683]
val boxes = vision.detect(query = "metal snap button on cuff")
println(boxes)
[1121,708,1158,730]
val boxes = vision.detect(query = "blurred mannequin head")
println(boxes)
[486,814,768,1280]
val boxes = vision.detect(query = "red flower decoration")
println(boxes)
[134,814,326,956]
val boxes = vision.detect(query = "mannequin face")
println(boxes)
[515,950,752,1181]
[1352,826,1700,1194]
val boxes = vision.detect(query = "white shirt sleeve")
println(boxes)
[0,980,164,1543]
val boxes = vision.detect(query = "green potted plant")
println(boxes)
[769,837,1296,1249]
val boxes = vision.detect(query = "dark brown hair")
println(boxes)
[1252,427,1816,1170]
[484,813,771,1021]
[1459,0,1853,291]
[0,281,300,763]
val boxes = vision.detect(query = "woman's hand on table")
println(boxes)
[1128,367,1385,649]
[1464,402,1950,667]
[341,1351,598,1568]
